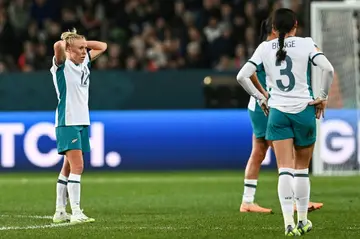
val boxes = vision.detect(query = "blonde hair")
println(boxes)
[60,28,85,48]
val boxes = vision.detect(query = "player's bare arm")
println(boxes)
[250,73,269,98]
[53,41,66,66]
[86,41,107,61]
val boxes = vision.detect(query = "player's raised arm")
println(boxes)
[86,41,107,61]
[53,40,66,66]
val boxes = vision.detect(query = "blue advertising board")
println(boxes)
[0,109,356,171]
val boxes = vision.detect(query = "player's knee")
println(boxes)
[69,158,84,174]
[294,157,311,169]
[250,147,267,163]
[62,158,70,169]
[70,164,84,174]
[61,161,71,176]
[65,150,84,174]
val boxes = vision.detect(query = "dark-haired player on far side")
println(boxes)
[240,17,323,214]
[237,8,334,236]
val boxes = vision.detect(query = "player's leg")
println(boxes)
[267,108,300,236]
[67,125,94,224]
[55,126,94,224]
[291,106,317,235]
[53,156,71,223]
[61,157,70,208]
[66,148,93,224]
[240,109,272,213]
[273,139,300,236]
[293,144,314,235]
[240,134,272,213]
[293,150,323,212]
[53,126,73,223]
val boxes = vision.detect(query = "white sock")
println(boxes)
[56,174,68,212]
[242,179,257,203]
[278,168,295,228]
[294,168,310,225]
[68,173,82,214]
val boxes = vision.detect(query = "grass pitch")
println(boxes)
[0,171,358,238]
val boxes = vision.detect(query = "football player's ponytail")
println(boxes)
[259,17,272,44]
[273,8,297,64]
[276,31,287,64]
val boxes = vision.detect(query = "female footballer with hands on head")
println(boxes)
[50,28,107,224]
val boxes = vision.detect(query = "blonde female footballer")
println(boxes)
[50,29,107,224]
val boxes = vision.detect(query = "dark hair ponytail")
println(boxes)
[276,31,287,63]
[259,17,272,44]
[273,8,297,63]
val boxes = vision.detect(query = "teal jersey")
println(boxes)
[247,64,267,112]
[306,61,314,99]
[256,64,267,91]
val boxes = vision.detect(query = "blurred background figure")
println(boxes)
[0,1,358,237]
[0,0,309,72]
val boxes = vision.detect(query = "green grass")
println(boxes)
[0,170,359,238]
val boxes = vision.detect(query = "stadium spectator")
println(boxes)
[0,0,308,72]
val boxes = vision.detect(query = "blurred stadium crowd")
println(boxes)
[0,0,308,72]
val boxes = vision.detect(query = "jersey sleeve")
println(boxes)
[50,56,63,73]
[307,37,324,66]
[248,42,264,71]
[85,49,91,69]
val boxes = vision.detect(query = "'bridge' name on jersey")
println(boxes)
[272,40,296,49]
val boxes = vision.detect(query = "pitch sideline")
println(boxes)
[0,222,72,231]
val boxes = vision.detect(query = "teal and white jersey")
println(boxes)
[248,65,267,112]
[50,53,91,127]
[249,37,322,113]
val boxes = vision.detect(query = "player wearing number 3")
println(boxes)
[237,8,334,236]
[50,29,107,224]
[240,17,323,214]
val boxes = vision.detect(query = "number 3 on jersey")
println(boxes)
[276,55,295,92]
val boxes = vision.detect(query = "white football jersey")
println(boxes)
[249,37,322,113]
[50,53,91,127]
